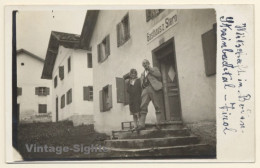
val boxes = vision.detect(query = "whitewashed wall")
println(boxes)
[90,9,216,134]
[17,52,52,122]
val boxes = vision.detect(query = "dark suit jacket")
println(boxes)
[140,67,162,91]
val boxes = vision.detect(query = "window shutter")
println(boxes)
[126,15,130,40]
[99,90,104,112]
[106,36,110,56]
[116,78,125,103]
[124,80,129,105]
[107,85,113,109]
[68,57,71,72]
[17,87,22,96]
[87,53,92,68]
[59,66,64,80]
[146,10,150,22]
[46,87,50,95]
[35,87,39,95]
[97,44,101,62]
[84,86,90,101]
[39,104,47,113]
[201,26,217,76]
[117,24,120,47]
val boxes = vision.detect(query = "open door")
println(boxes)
[153,39,182,121]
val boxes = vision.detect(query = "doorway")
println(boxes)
[152,38,182,121]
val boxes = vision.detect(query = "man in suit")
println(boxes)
[137,59,163,130]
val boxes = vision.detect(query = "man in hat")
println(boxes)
[137,59,163,130]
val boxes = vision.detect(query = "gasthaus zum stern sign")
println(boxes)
[147,10,178,43]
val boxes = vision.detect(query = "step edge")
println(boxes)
[105,135,198,142]
[107,144,210,152]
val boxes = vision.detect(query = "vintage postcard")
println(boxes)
[4,4,254,163]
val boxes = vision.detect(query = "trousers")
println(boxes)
[140,85,161,114]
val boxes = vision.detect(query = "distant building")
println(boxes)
[17,49,52,123]
[42,31,93,126]
[80,9,216,134]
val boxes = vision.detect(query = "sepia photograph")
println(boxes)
[13,8,217,161]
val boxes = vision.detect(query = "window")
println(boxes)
[59,66,64,80]
[84,86,93,101]
[68,57,71,73]
[17,87,22,96]
[201,23,217,76]
[146,9,164,22]
[97,35,110,63]
[35,87,50,96]
[117,13,130,47]
[99,85,112,112]
[38,104,47,113]
[66,89,72,105]
[87,53,92,68]
[61,94,65,109]
[116,74,130,105]
[54,76,58,88]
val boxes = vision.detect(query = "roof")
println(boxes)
[41,31,81,79]
[79,10,99,50]
[17,49,45,62]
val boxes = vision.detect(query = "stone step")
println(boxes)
[145,122,184,130]
[105,136,200,149]
[115,128,191,139]
[105,144,216,158]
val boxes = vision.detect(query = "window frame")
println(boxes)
[84,86,93,101]
[117,13,130,47]
[146,9,164,22]
[97,35,110,63]
[61,94,65,109]
[99,85,112,112]
[66,88,72,105]
[35,87,49,96]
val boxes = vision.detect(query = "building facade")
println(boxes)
[81,9,217,134]
[42,31,93,125]
[17,49,52,123]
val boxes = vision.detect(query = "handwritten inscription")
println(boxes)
[219,16,251,135]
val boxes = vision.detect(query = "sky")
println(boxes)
[16,10,87,59]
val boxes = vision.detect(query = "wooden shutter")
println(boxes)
[17,87,22,96]
[99,90,104,112]
[45,87,50,95]
[107,85,113,109]
[59,66,64,80]
[68,57,71,72]
[146,10,150,22]
[105,36,110,56]
[67,89,72,104]
[87,53,92,68]
[39,104,47,113]
[97,44,101,62]
[84,86,90,101]
[124,80,129,105]
[117,24,120,47]
[35,87,39,95]
[202,25,217,76]
[116,78,125,103]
